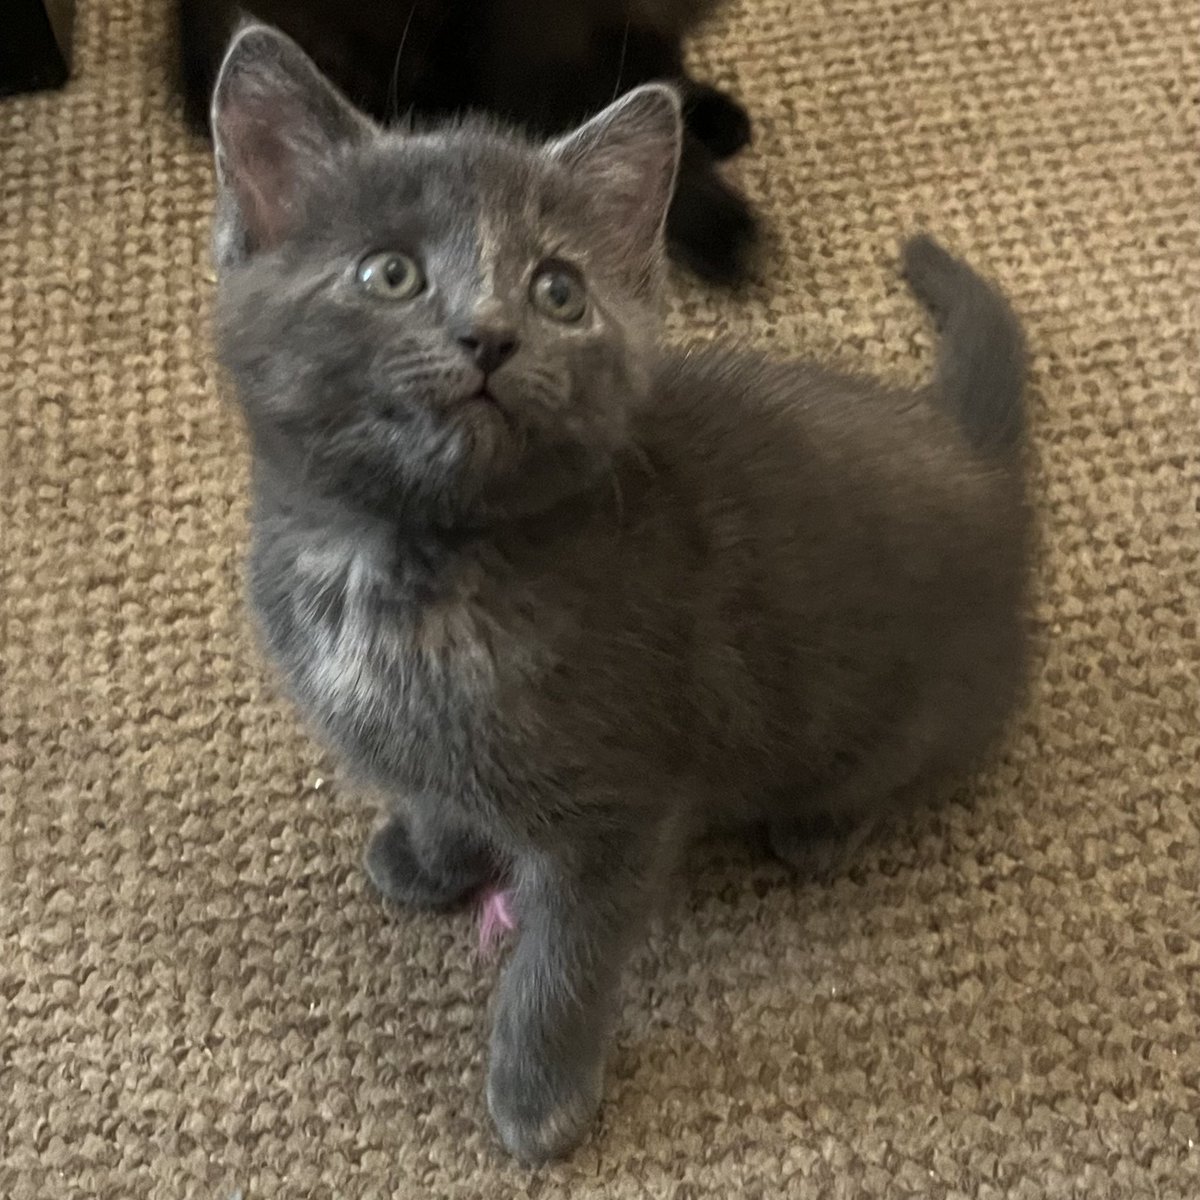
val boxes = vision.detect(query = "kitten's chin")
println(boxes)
[290,398,609,529]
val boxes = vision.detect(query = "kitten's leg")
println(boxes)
[486,831,660,1162]
[363,803,493,910]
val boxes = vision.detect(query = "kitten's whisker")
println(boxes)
[611,18,631,103]
[388,2,419,122]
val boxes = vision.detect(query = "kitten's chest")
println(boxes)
[253,531,526,791]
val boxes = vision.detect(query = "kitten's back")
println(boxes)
[636,242,1030,816]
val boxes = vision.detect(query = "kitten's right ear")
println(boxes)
[546,84,682,292]
[210,23,374,266]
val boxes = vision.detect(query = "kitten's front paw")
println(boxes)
[486,1038,603,1163]
[363,815,489,910]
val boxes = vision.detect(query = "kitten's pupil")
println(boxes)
[384,257,409,287]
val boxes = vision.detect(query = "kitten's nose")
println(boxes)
[456,326,518,374]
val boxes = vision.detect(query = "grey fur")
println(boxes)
[210,24,1031,1163]
[902,233,1027,455]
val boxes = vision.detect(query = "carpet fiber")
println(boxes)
[2,1,1198,1196]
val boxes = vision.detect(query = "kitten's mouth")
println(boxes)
[458,383,507,415]
[447,371,497,407]
[456,382,518,436]
[449,374,515,431]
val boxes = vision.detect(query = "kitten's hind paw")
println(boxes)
[766,815,868,879]
[363,815,491,910]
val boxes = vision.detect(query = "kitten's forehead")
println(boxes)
[350,126,568,248]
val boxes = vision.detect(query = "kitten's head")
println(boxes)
[210,24,681,525]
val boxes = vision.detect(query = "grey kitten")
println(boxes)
[209,24,1030,1163]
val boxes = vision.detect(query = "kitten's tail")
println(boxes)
[902,235,1027,458]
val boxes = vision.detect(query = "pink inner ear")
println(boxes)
[478,886,517,954]
[219,111,300,250]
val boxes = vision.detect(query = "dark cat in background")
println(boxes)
[209,24,1031,1163]
[177,0,757,283]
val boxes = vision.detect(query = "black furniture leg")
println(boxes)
[1,0,75,98]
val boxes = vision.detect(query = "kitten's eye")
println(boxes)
[357,251,425,300]
[529,262,587,323]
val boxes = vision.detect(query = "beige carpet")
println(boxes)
[2,0,1198,1195]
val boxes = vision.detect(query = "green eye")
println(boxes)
[357,251,424,300]
[530,261,587,322]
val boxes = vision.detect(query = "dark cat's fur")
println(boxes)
[209,25,1031,1163]
[178,0,757,283]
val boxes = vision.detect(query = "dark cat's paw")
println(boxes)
[363,815,490,909]
[487,1035,603,1163]
[667,147,759,286]
[682,83,752,161]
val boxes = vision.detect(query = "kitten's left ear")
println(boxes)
[210,22,375,266]
[546,85,682,289]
